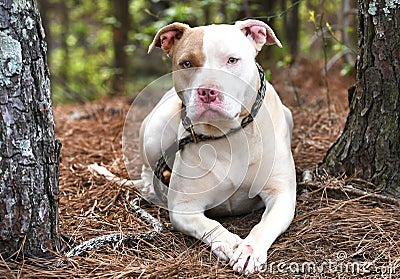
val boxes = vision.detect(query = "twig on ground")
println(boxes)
[299,171,400,207]
[60,164,165,261]
[340,184,399,206]
[88,163,139,187]
[66,233,132,258]
[130,198,164,233]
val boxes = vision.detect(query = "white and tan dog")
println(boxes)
[138,19,296,274]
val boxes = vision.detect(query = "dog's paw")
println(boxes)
[210,233,242,262]
[229,240,267,275]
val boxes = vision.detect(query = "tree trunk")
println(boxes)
[111,0,130,95]
[287,0,300,58]
[37,0,52,56]
[59,0,70,83]
[321,0,400,196]
[0,0,61,258]
[253,0,279,64]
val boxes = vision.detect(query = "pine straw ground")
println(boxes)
[1,60,400,278]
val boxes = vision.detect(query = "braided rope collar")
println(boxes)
[153,63,267,205]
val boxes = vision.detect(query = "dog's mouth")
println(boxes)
[182,86,243,124]
[194,103,239,121]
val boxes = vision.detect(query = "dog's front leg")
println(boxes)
[229,190,295,274]
[170,210,242,262]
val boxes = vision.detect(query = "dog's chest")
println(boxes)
[178,124,263,185]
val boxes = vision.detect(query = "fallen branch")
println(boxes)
[130,198,164,233]
[63,202,163,258]
[61,165,165,259]
[61,201,163,260]
[66,233,136,257]
[339,184,399,207]
[88,163,139,187]
[300,170,400,207]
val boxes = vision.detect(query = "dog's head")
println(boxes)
[148,20,281,129]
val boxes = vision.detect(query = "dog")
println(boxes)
[137,19,296,275]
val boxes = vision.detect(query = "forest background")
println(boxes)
[4,1,400,278]
[38,0,357,104]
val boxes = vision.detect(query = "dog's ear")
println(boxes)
[235,19,282,51]
[148,22,190,56]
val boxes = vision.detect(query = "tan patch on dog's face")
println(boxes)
[170,27,205,95]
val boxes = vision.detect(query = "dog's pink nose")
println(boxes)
[198,87,219,103]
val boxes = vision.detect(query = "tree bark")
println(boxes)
[321,0,400,196]
[37,0,52,55]
[0,0,61,257]
[287,0,300,58]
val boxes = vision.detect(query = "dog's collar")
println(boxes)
[153,63,267,206]
[180,62,266,144]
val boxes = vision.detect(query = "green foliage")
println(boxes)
[276,55,293,69]
[264,69,272,82]
[306,2,356,64]
[340,63,353,76]
[38,0,357,103]
[46,1,114,103]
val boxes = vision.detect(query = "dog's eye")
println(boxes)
[180,61,192,68]
[227,57,239,64]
